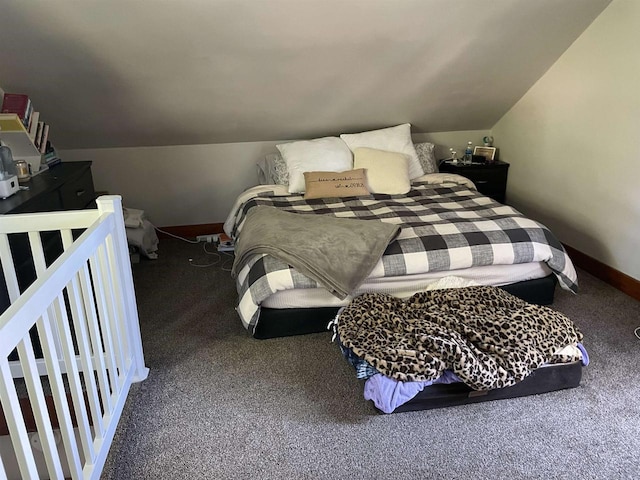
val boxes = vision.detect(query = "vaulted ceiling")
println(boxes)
[0,0,611,149]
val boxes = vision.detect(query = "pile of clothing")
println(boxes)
[331,279,587,413]
[123,207,159,261]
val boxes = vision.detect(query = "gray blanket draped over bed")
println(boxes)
[232,206,401,299]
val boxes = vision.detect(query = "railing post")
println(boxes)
[96,195,149,382]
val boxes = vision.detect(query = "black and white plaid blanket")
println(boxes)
[227,182,578,332]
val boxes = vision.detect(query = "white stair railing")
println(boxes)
[0,195,148,480]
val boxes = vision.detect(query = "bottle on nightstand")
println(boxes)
[464,142,473,165]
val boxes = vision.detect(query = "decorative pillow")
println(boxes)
[303,169,370,199]
[257,153,289,185]
[353,147,411,195]
[276,137,353,193]
[414,142,438,174]
[340,123,423,179]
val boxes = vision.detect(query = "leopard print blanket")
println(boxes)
[336,286,583,390]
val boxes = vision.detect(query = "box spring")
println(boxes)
[254,274,558,339]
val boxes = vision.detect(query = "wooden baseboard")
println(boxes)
[563,244,640,301]
[156,223,224,240]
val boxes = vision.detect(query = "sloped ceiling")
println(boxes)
[0,0,611,150]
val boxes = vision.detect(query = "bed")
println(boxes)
[224,124,583,410]
[224,126,577,339]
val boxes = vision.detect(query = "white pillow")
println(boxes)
[340,123,423,179]
[353,147,411,195]
[276,137,353,193]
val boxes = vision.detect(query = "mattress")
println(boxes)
[255,275,559,339]
[262,261,552,309]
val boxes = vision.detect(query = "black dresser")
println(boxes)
[0,161,96,312]
[0,161,95,214]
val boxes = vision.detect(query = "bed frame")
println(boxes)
[254,274,558,339]
[0,196,148,479]
[391,361,582,413]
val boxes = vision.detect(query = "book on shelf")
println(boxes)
[1,93,32,128]
[34,121,44,148]
[27,111,40,140]
[25,100,33,129]
[39,124,49,154]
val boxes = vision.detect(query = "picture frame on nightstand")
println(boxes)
[473,146,497,163]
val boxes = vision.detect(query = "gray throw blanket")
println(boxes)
[231,206,401,299]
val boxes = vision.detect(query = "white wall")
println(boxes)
[491,0,639,280]
[60,130,488,227]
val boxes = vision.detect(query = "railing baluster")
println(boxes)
[78,262,113,415]
[51,292,96,466]
[0,359,39,479]
[0,233,20,303]
[0,450,7,480]
[104,232,133,377]
[89,251,119,402]
[36,311,84,478]
[16,335,65,478]
[61,229,105,443]
[97,242,126,392]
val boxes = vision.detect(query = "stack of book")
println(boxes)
[1,93,50,154]
[217,233,235,252]
[42,145,62,168]
[1,93,32,129]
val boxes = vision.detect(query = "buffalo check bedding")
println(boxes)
[225,179,578,333]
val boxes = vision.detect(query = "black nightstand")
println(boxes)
[439,160,510,203]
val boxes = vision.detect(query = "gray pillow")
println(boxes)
[414,142,438,174]
[257,153,289,185]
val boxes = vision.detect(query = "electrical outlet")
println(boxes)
[196,234,218,243]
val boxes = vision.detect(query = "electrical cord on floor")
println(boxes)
[200,239,235,271]
[635,326,640,340]
[154,226,199,244]
[188,242,235,270]
[189,242,222,268]
[153,226,234,269]
[219,251,234,272]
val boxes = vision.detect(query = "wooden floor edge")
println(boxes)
[563,243,640,301]
[156,222,224,240]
